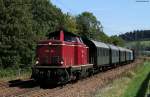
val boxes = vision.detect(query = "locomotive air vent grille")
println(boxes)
[51,56,61,65]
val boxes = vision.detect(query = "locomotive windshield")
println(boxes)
[64,34,83,43]
[64,34,77,42]
[48,32,60,40]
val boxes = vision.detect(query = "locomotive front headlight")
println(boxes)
[35,60,39,65]
[48,42,52,45]
[60,61,64,65]
[58,58,64,65]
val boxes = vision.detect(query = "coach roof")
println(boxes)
[107,44,119,50]
[91,40,109,49]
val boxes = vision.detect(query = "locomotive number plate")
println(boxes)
[45,50,49,53]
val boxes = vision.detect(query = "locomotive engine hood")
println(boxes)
[36,40,64,66]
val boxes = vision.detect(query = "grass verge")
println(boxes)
[94,61,150,97]
[145,81,150,97]
[0,67,31,81]
[123,61,150,97]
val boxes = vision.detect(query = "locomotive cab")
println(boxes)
[36,31,64,66]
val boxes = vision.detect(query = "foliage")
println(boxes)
[31,0,64,39]
[0,0,124,68]
[119,30,150,41]
[0,67,31,80]
[76,12,103,39]
[63,13,78,33]
[94,61,150,97]
[0,0,65,68]
[123,61,150,97]
[110,35,125,46]
[0,0,35,68]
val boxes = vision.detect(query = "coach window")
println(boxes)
[99,48,101,56]
[103,49,105,56]
[98,48,100,56]
[100,48,101,56]
[98,48,99,56]
[99,48,100,56]
[113,51,115,56]
[104,49,105,56]
[116,51,118,57]
[97,48,99,56]
[117,51,118,57]
[100,48,102,56]
[106,49,108,56]
[114,50,116,57]
[102,48,104,56]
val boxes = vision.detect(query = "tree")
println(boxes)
[0,0,35,68]
[63,13,78,33]
[110,35,125,46]
[76,12,103,39]
[31,0,64,40]
[119,30,150,41]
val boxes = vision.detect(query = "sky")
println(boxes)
[51,0,150,36]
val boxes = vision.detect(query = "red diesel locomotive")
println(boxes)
[32,30,93,84]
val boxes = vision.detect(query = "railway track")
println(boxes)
[0,59,143,97]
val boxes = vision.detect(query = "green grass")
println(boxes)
[0,67,31,81]
[123,61,150,97]
[94,77,132,97]
[126,40,150,46]
[145,81,150,97]
[94,61,150,97]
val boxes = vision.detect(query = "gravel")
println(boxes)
[0,59,143,97]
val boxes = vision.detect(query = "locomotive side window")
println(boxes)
[79,38,84,43]
[49,32,60,40]
[49,36,59,40]
[64,34,78,42]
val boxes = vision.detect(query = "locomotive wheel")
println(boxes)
[57,69,70,84]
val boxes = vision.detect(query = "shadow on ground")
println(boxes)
[8,79,59,89]
[135,72,150,97]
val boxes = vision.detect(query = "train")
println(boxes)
[31,30,135,84]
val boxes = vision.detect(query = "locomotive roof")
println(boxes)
[91,40,109,49]
[48,30,79,37]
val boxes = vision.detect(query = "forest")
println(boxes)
[119,30,150,41]
[0,0,124,68]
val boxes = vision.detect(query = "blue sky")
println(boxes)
[51,0,150,36]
